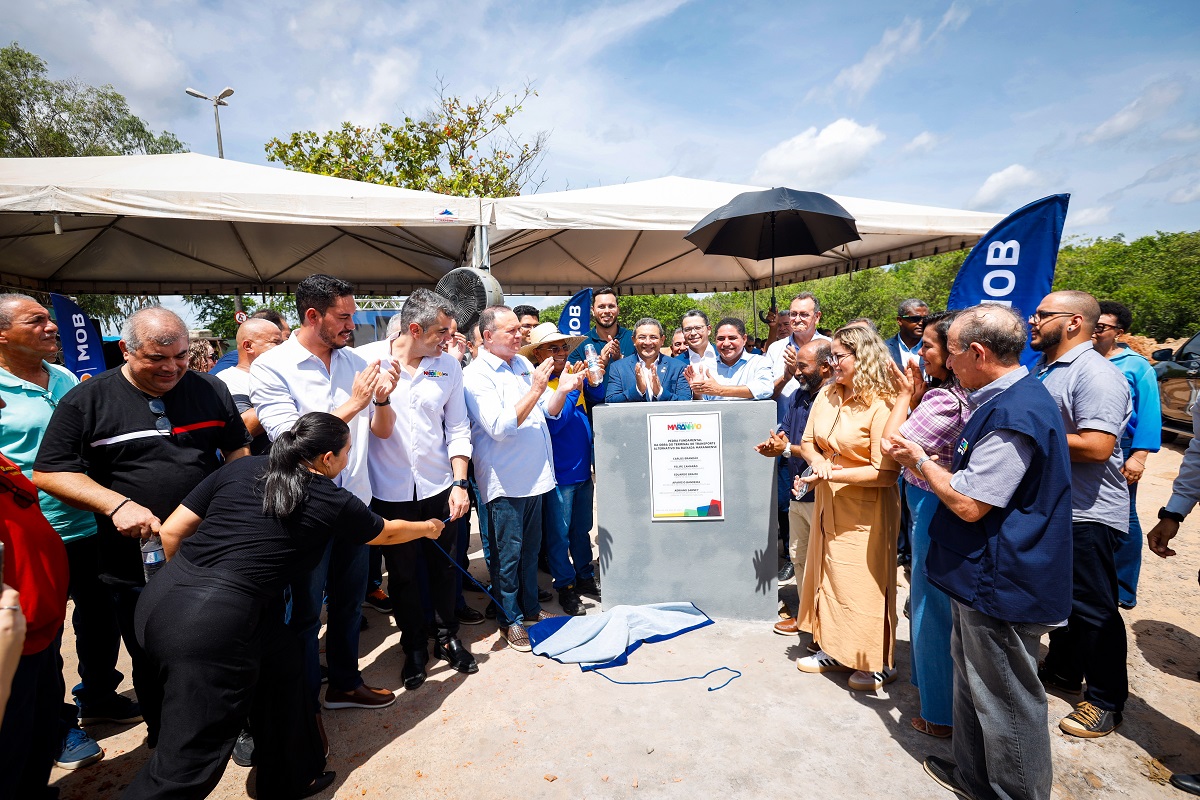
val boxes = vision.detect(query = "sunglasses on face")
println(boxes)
[898,315,927,323]
[1092,322,1122,333]
[148,398,173,435]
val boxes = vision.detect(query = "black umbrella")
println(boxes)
[685,187,861,317]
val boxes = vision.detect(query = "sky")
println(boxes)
[7,1,1200,322]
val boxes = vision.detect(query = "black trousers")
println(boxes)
[125,557,323,800]
[65,535,125,706]
[371,487,459,652]
[1043,520,1128,713]
[0,635,63,800]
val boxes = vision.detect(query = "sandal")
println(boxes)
[911,717,952,738]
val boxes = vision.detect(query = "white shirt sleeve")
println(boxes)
[249,358,299,441]
[445,363,473,460]
[747,354,776,400]
[464,368,520,442]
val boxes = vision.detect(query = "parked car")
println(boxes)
[1153,331,1200,442]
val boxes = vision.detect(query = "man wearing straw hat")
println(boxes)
[521,323,598,617]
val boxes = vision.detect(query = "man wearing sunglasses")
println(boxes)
[1029,290,1133,739]
[885,298,929,371]
[33,306,252,749]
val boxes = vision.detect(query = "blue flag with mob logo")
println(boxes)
[49,293,105,381]
[557,288,592,337]
[947,194,1069,365]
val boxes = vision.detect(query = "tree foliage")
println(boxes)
[0,42,185,158]
[183,295,297,340]
[538,231,1200,342]
[265,82,548,198]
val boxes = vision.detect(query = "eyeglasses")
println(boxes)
[1029,310,1074,323]
[898,315,927,323]
[827,351,854,365]
[681,325,707,334]
[1092,322,1122,333]
[537,343,571,354]
[0,474,36,508]
[148,398,173,435]
[788,311,815,320]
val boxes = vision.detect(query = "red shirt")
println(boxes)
[0,454,68,655]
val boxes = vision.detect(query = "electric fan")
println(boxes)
[435,268,505,332]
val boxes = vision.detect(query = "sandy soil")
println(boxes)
[51,441,1200,799]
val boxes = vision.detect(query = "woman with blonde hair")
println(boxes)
[795,324,903,691]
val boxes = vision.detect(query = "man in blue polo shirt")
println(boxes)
[568,287,634,408]
[888,304,1072,800]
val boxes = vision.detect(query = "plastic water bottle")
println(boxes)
[141,535,165,582]
[583,343,603,386]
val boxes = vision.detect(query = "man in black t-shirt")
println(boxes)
[34,307,250,746]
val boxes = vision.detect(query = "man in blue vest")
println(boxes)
[887,304,1072,800]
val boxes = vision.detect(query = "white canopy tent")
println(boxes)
[0,153,482,296]
[488,177,1004,295]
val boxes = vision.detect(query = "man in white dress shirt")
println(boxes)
[356,289,476,690]
[463,306,584,652]
[250,274,399,711]
[680,309,717,380]
[684,318,773,401]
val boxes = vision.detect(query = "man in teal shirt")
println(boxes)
[0,294,142,746]
[1093,300,1161,608]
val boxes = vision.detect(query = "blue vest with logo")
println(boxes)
[927,372,1073,624]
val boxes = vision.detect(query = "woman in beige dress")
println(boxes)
[795,325,901,691]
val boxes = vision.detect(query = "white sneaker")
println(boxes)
[796,650,851,673]
[848,667,898,691]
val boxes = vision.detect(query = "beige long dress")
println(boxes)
[796,384,901,672]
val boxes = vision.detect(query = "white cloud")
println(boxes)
[1081,80,1184,145]
[1102,151,1200,201]
[1066,206,1113,228]
[751,119,886,190]
[809,3,968,104]
[968,164,1042,210]
[903,131,941,154]
[1163,124,1200,143]
[932,1,971,37]
[811,19,923,103]
[1168,183,1200,204]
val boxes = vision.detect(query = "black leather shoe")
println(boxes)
[484,601,497,619]
[231,729,255,767]
[434,636,479,674]
[401,647,429,690]
[558,588,586,616]
[777,562,794,581]
[537,587,553,602]
[298,771,336,798]
[923,756,971,800]
[575,575,601,597]
[1170,773,1200,796]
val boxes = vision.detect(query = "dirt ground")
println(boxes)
[51,441,1200,799]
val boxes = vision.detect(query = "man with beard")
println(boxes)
[1029,290,1132,739]
[754,338,833,632]
[568,287,634,407]
[605,318,692,403]
[251,275,401,712]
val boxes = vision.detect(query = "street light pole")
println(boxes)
[185,86,234,158]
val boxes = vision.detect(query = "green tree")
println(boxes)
[184,294,298,340]
[0,42,185,157]
[265,82,548,198]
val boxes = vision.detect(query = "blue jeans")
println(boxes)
[905,482,953,727]
[485,494,543,626]
[1114,460,1142,607]
[472,476,493,575]
[543,479,596,590]
[291,537,368,699]
[951,603,1056,800]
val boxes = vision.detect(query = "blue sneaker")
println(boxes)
[56,727,103,770]
[76,691,142,725]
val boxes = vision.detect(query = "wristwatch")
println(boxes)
[1158,507,1185,523]
[914,456,932,476]
[450,479,470,490]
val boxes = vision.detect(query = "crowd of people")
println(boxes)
[1,276,1198,799]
